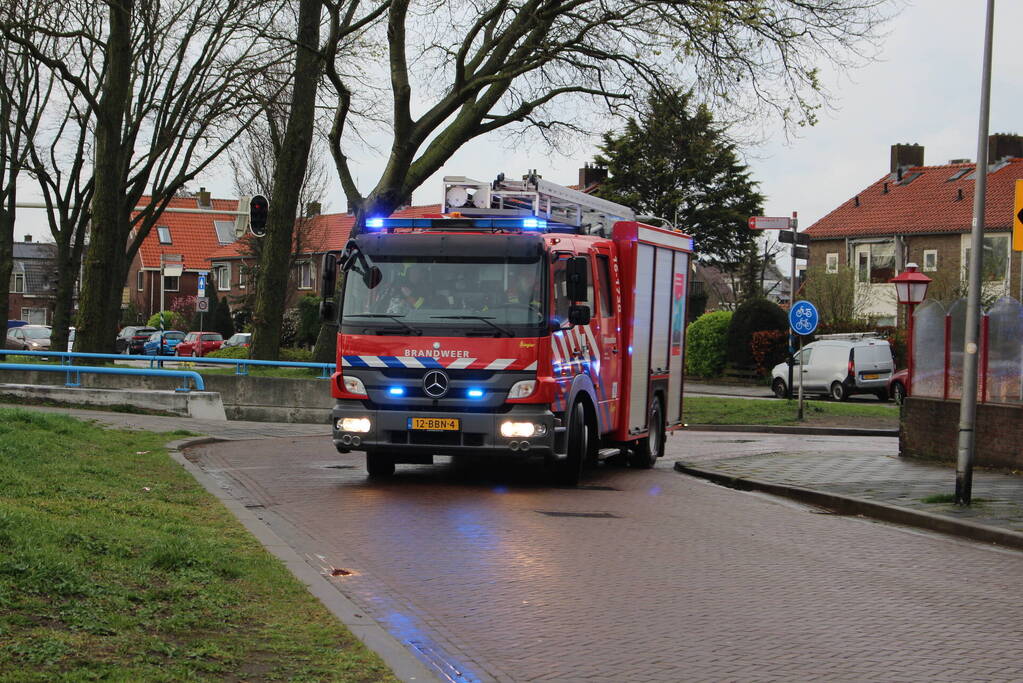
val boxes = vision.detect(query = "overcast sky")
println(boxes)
[15,0,1023,246]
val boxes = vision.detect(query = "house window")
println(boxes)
[157,226,172,244]
[963,234,1010,283]
[298,262,313,289]
[855,243,895,283]
[213,263,230,290]
[922,250,938,272]
[21,307,47,325]
[12,273,25,293]
[137,271,144,291]
[164,275,179,292]
[825,253,839,274]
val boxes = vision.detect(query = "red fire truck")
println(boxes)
[320,173,693,485]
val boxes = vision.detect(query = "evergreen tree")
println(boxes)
[594,89,765,270]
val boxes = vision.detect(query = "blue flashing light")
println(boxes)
[522,218,547,230]
[388,386,405,396]
[467,388,484,399]
[366,217,385,229]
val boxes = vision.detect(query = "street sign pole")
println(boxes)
[788,212,798,399]
[789,300,819,422]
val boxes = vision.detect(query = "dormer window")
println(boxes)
[157,226,172,244]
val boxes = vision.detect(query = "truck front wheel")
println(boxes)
[554,402,588,487]
[630,397,664,469]
[366,451,395,478]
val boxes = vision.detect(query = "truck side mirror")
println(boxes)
[566,256,588,302]
[321,253,338,297]
[363,265,382,289]
[568,304,591,326]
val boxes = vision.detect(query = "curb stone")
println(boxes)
[674,461,1023,553]
[683,424,899,437]
[167,437,440,683]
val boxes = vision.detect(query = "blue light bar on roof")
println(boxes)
[363,217,559,231]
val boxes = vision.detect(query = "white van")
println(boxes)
[771,334,895,401]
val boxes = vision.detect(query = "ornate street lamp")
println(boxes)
[889,262,932,396]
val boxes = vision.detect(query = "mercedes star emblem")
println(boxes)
[423,370,449,398]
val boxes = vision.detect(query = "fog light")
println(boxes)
[500,421,535,438]
[337,417,371,433]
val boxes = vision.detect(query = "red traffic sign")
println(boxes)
[748,216,792,230]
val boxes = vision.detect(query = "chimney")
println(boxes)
[578,163,608,189]
[23,235,32,242]
[306,201,321,217]
[197,186,212,209]
[890,143,924,174]
[987,133,1023,162]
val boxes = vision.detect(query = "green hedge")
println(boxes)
[686,311,733,377]
[145,311,188,331]
[205,346,248,359]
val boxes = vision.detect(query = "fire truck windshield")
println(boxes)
[341,255,545,337]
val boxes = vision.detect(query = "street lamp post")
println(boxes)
[890,263,932,396]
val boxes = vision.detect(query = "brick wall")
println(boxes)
[900,396,1023,470]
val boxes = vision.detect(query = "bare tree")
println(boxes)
[323,0,890,221]
[2,0,292,353]
[0,0,52,334]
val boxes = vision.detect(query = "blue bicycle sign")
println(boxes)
[789,300,819,336]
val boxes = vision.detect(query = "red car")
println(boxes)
[888,369,908,405]
[175,331,224,357]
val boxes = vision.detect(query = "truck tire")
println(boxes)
[772,378,788,399]
[554,402,588,487]
[630,397,664,469]
[366,451,395,478]
[830,381,848,402]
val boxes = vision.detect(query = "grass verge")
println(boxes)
[0,408,394,682]
[683,396,898,427]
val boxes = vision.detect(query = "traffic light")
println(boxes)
[249,195,269,237]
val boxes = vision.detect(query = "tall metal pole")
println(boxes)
[787,212,798,399]
[956,0,996,506]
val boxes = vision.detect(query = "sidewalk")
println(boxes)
[675,439,1023,551]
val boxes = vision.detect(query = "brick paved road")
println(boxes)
[191,434,1023,683]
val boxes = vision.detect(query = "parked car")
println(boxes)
[115,326,157,354]
[222,332,251,348]
[143,330,185,356]
[5,325,52,351]
[771,335,895,401]
[889,369,908,405]
[175,331,224,357]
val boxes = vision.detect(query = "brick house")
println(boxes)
[8,237,59,324]
[804,135,1023,325]
[125,190,245,322]
[207,204,442,311]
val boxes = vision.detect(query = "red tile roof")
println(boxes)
[207,204,444,261]
[136,196,241,270]
[805,158,1023,239]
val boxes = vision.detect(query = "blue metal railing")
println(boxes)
[0,349,333,381]
[0,361,204,392]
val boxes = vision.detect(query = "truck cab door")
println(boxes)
[591,246,621,434]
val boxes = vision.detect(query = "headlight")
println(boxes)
[501,421,536,438]
[342,376,367,396]
[337,417,371,433]
[507,380,537,400]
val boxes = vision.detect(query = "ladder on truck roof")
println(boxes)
[442,172,635,236]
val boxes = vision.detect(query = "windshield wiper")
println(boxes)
[345,313,421,336]
[431,315,513,338]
